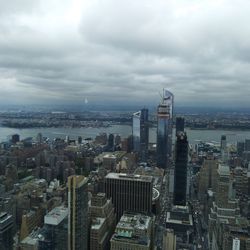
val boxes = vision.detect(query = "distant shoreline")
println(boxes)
[2,123,250,132]
[188,127,250,131]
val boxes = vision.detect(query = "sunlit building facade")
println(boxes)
[157,89,174,169]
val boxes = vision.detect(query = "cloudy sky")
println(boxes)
[0,0,250,107]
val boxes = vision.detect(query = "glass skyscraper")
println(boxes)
[156,89,174,169]
[132,108,149,161]
[174,132,188,206]
[68,175,88,250]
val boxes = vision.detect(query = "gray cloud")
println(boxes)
[0,0,250,107]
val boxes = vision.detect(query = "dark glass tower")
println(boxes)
[132,108,149,161]
[0,212,13,250]
[68,175,88,250]
[176,117,185,135]
[174,132,188,206]
[157,89,174,169]
[108,134,114,151]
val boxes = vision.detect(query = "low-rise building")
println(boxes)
[110,212,154,250]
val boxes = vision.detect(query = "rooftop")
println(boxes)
[20,228,44,246]
[44,206,68,226]
[111,213,152,246]
[218,164,230,176]
[166,207,193,227]
[105,172,153,182]
[116,213,151,235]
[91,217,105,230]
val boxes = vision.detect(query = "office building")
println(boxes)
[44,206,68,250]
[20,208,44,241]
[221,135,228,163]
[89,193,116,250]
[115,134,121,146]
[221,135,227,150]
[0,212,13,250]
[108,134,114,151]
[163,229,176,250]
[174,132,188,206]
[20,229,42,250]
[105,173,153,221]
[197,157,218,221]
[110,212,154,250]
[36,133,43,144]
[209,165,241,248]
[234,167,248,198]
[245,139,250,151]
[237,141,245,157]
[11,134,20,144]
[68,175,88,250]
[157,89,174,169]
[132,108,149,161]
[198,157,218,196]
[175,117,184,135]
[166,206,194,247]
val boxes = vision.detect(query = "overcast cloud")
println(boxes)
[0,0,250,107]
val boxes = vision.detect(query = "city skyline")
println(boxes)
[0,0,250,107]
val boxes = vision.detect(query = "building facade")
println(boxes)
[0,212,13,250]
[104,173,153,221]
[132,108,149,161]
[68,175,88,250]
[175,117,185,135]
[89,193,116,250]
[174,132,188,206]
[157,89,174,169]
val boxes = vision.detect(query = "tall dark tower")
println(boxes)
[221,135,227,150]
[0,213,13,250]
[176,117,185,135]
[68,175,88,250]
[132,108,149,161]
[108,134,114,151]
[174,132,188,206]
[156,89,174,169]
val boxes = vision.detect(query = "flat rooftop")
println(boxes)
[218,164,230,176]
[91,217,105,230]
[44,206,68,226]
[111,213,152,246]
[116,213,151,235]
[105,172,153,182]
[166,209,193,226]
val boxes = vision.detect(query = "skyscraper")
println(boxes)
[44,206,68,250]
[108,134,114,151]
[221,135,227,150]
[174,132,188,206]
[208,164,240,247]
[157,89,174,169]
[132,108,149,161]
[0,212,13,250]
[176,117,185,135]
[89,193,116,250]
[245,139,250,151]
[104,173,153,221]
[68,175,88,250]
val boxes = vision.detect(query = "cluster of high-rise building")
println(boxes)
[1,88,250,250]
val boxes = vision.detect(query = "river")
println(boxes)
[1,125,250,145]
